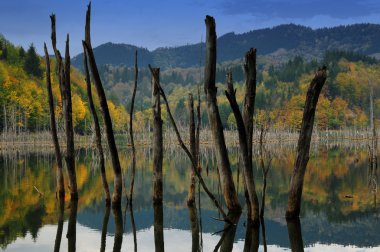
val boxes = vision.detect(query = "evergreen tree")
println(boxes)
[23,44,42,78]
[19,47,25,59]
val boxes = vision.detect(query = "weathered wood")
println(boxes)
[83,43,111,206]
[225,72,259,223]
[286,218,304,252]
[204,15,240,212]
[154,203,164,252]
[151,67,163,204]
[129,50,138,202]
[50,15,77,199]
[187,93,197,206]
[259,126,271,218]
[286,67,327,219]
[84,3,123,207]
[44,43,64,199]
[113,206,123,252]
[53,198,65,252]
[151,64,229,221]
[100,206,110,252]
[188,205,200,252]
[63,35,78,200]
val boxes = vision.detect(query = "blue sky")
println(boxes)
[0,0,379,55]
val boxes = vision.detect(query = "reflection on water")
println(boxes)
[0,144,379,251]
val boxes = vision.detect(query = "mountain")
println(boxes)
[72,23,380,69]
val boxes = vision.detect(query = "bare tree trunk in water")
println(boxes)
[204,15,240,213]
[188,205,200,252]
[286,67,327,219]
[129,50,138,203]
[151,67,163,204]
[225,72,259,224]
[187,93,197,206]
[53,198,65,252]
[129,204,138,252]
[287,218,304,252]
[100,206,110,252]
[153,68,230,221]
[50,15,77,199]
[67,199,78,252]
[83,44,111,206]
[242,49,259,220]
[113,206,123,252]
[154,203,165,252]
[63,35,78,200]
[84,3,122,207]
[44,44,65,199]
[243,218,260,252]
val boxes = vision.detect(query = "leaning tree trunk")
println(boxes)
[44,43,65,199]
[84,3,123,207]
[83,43,111,205]
[187,93,197,206]
[50,15,77,199]
[129,50,138,203]
[286,67,327,219]
[204,15,240,212]
[151,67,163,204]
[225,72,259,224]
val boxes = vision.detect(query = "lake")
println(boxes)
[0,142,379,251]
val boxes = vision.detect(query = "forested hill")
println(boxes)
[72,23,380,69]
[0,36,129,134]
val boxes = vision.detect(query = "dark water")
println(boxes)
[0,144,379,251]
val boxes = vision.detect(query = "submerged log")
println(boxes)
[204,15,240,213]
[151,67,163,204]
[44,43,64,199]
[286,67,327,219]
[83,43,111,206]
[84,3,123,207]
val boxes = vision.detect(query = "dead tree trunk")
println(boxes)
[152,63,229,221]
[129,50,138,203]
[286,67,327,219]
[242,48,258,219]
[84,3,123,207]
[50,15,77,199]
[204,15,240,213]
[225,72,259,223]
[187,93,197,206]
[44,43,65,199]
[151,67,164,204]
[83,44,111,205]
[63,35,78,200]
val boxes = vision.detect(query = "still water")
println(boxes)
[0,143,379,251]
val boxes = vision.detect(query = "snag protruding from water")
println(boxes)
[84,3,123,207]
[187,93,197,206]
[204,15,241,213]
[150,67,163,204]
[49,15,78,199]
[286,66,327,219]
[44,43,65,199]
[83,42,111,206]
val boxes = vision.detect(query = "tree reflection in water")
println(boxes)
[287,218,304,252]
[53,198,65,252]
[154,203,164,252]
[67,199,78,252]
[100,206,110,252]
[113,206,123,252]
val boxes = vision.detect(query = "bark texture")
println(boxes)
[286,67,327,219]
[151,67,163,204]
[84,3,123,207]
[187,93,197,206]
[83,43,111,205]
[225,72,259,223]
[44,43,65,199]
[129,50,138,202]
[204,15,240,212]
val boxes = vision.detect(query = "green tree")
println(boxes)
[23,44,42,78]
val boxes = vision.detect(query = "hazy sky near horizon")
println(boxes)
[1,0,379,55]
